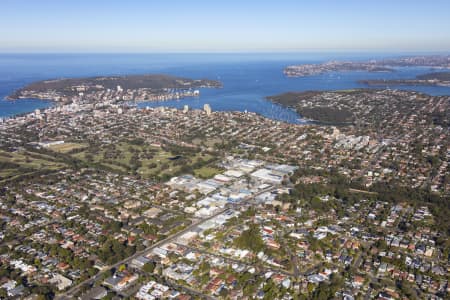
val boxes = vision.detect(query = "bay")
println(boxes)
[1,53,449,122]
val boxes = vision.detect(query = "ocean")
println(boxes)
[1,53,450,123]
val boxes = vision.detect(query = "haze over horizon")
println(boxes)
[1,0,450,53]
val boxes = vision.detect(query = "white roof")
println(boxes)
[224,170,244,178]
[214,174,232,182]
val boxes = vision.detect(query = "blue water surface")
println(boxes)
[1,53,449,122]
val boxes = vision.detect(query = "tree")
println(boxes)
[0,288,7,299]
[140,222,158,235]
[143,262,155,273]
[219,288,229,298]
[118,264,126,272]
[103,221,122,233]
[398,280,419,300]
[31,285,54,300]
[234,223,264,253]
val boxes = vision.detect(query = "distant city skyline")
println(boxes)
[1,0,450,53]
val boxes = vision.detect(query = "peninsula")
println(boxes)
[268,89,449,128]
[359,71,450,87]
[284,55,450,77]
[7,74,222,104]
[284,61,394,77]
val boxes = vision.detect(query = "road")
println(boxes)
[353,252,363,269]
[174,242,294,277]
[57,186,277,299]
[56,207,229,299]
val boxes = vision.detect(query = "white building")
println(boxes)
[251,168,284,185]
[203,104,212,115]
[50,274,73,291]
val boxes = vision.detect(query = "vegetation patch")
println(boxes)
[48,142,87,153]
[194,166,222,179]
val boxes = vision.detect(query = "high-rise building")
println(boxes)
[203,104,212,116]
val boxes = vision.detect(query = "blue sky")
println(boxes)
[1,0,450,52]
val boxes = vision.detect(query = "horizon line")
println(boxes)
[0,50,449,55]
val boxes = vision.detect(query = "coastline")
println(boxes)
[2,54,450,122]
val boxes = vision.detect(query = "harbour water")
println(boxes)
[1,53,450,123]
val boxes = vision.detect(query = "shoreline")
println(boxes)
[3,86,449,124]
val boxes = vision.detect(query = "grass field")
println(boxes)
[192,137,223,148]
[0,149,65,182]
[71,141,218,179]
[48,142,87,153]
[194,166,222,179]
[0,139,220,183]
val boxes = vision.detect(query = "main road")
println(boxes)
[56,186,276,299]
[56,208,230,299]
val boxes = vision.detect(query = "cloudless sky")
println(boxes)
[1,0,450,53]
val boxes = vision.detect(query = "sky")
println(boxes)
[1,0,450,53]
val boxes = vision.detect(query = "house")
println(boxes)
[104,272,139,291]
[131,256,151,269]
[152,247,168,258]
[143,207,162,218]
[177,231,198,245]
[378,263,388,274]
[352,275,364,288]
[56,262,70,271]
[205,278,224,295]
[424,247,434,257]
[49,273,72,291]
[7,285,25,298]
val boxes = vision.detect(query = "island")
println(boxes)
[284,55,450,77]
[359,71,450,87]
[7,74,222,104]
